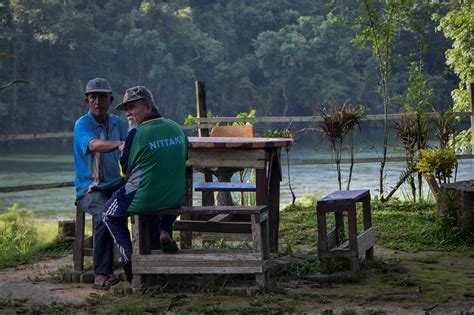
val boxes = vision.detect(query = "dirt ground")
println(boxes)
[0,246,473,314]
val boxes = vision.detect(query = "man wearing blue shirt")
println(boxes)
[73,78,127,290]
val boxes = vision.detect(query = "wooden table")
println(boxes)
[186,136,293,252]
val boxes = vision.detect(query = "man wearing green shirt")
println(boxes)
[103,86,188,282]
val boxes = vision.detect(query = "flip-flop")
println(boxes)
[161,239,179,253]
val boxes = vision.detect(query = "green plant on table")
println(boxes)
[233,109,255,126]
[183,110,214,126]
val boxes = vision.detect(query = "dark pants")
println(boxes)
[76,191,115,275]
[102,188,177,264]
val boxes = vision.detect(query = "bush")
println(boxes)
[0,203,37,266]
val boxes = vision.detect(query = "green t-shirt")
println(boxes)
[126,117,188,213]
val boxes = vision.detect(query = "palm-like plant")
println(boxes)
[394,111,428,201]
[318,104,364,191]
[434,110,456,149]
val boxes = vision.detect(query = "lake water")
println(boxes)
[1,138,473,220]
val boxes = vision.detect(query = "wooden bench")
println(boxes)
[130,205,271,288]
[316,190,374,273]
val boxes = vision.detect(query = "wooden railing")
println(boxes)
[0,112,472,142]
[1,154,474,193]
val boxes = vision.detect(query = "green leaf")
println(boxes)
[183,114,196,125]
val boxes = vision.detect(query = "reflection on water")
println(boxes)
[1,141,473,220]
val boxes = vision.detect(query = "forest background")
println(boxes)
[0,0,470,138]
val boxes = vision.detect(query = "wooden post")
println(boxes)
[469,83,474,153]
[195,81,209,137]
[73,208,85,271]
[195,80,214,206]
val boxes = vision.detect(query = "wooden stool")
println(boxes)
[73,206,94,271]
[131,205,271,288]
[316,190,374,273]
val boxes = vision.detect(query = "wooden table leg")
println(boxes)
[362,195,374,262]
[347,204,360,273]
[267,149,281,252]
[256,168,269,248]
[180,166,194,249]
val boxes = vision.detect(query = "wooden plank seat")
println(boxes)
[316,190,374,273]
[130,205,271,288]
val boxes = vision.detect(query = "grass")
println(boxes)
[372,199,474,251]
[279,197,474,253]
[0,203,73,268]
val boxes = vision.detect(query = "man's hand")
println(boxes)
[118,141,125,152]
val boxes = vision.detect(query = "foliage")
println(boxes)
[393,110,428,201]
[0,1,458,135]
[454,129,471,153]
[0,203,72,268]
[417,148,457,184]
[233,109,256,126]
[371,199,474,250]
[318,104,364,190]
[261,128,293,139]
[183,114,196,125]
[436,3,474,97]
[0,203,36,266]
[434,110,457,149]
[183,111,214,126]
[402,61,433,112]
[436,3,474,152]
[354,0,403,199]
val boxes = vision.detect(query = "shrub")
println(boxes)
[0,203,37,266]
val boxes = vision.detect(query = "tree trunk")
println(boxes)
[425,175,441,204]
[440,180,474,232]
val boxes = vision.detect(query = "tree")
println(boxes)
[354,0,402,199]
[436,3,474,153]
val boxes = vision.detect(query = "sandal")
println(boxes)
[106,275,120,286]
[91,277,111,290]
[91,275,120,290]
